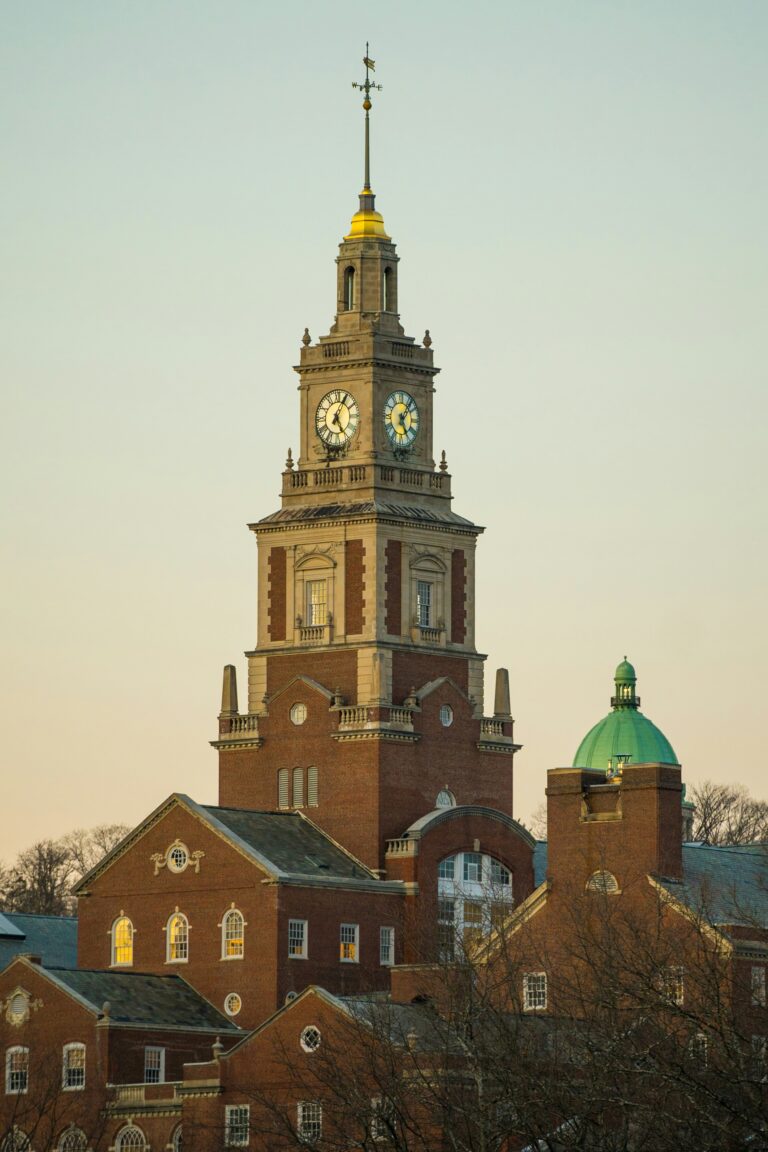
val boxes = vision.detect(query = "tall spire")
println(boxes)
[347,45,390,240]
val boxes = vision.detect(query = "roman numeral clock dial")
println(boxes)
[315,390,360,451]
[384,390,419,450]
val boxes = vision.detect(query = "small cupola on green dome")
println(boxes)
[573,659,678,776]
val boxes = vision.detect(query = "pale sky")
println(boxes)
[2,1,767,861]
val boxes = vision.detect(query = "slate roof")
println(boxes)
[534,842,548,887]
[0,912,78,970]
[255,501,480,530]
[44,967,240,1031]
[202,805,382,884]
[339,995,463,1053]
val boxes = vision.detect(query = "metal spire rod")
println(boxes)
[352,42,382,193]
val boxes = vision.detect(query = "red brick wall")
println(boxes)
[385,540,402,635]
[392,650,470,699]
[265,649,357,701]
[450,549,466,643]
[344,539,365,635]
[268,547,286,641]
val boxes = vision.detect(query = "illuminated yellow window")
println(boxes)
[167,913,189,962]
[112,917,134,967]
[222,909,244,959]
[340,923,359,963]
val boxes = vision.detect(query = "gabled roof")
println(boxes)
[0,912,78,970]
[75,794,402,895]
[657,843,768,929]
[42,966,241,1032]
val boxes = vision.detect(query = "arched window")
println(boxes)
[166,912,189,963]
[59,1128,87,1152]
[222,908,245,959]
[278,767,289,808]
[62,1043,86,1090]
[5,1047,29,1094]
[111,916,133,967]
[383,267,393,311]
[1,1129,30,1152]
[115,1126,146,1152]
[171,1126,182,1152]
[436,789,455,808]
[344,266,355,310]
[293,766,304,808]
[585,870,619,894]
[437,852,514,959]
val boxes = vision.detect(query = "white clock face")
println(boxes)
[315,390,360,447]
[384,391,419,447]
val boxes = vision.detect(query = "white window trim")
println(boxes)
[523,972,548,1012]
[380,926,395,967]
[297,1101,322,1145]
[114,1124,147,1152]
[220,908,246,961]
[111,916,134,968]
[62,1042,86,1091]
[5,1046,29,1095]
[144,1046,166,1084]
[165,911,190,964]
[224,1104,250,1147]
[288,918,308,959]
[340,922,360,964]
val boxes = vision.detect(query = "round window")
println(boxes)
[300,1025,321,1053]
[290,703,307,726]
[167,843,189,873]
[224,993,242,1017]
[439,704,453,727]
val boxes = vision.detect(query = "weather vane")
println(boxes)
[352,43,382,193]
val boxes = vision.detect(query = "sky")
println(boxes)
[2,1,767,860]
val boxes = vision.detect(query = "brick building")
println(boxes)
[2,69,766,1152]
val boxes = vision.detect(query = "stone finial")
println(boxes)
[423,329,432,348]
[406,1028,418,1050]
[101,1002,111,1020]
[302,328,311,346]
[286,447,294,470]
[439,450,448,473]
[212,1036,224,1060]
[493,667,512,720]
[220,665,239,717]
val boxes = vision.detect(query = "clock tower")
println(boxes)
[214,58,519,870]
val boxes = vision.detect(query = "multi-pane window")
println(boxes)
[659,966,685,1007]
[416,580,432,627]
[59,1128,88,1152]
[62,1043,85,1090]
[222,909,245,959]
[306,580,327,627]
[437,852,514,959]
[166,913,189,962]
[307,766,319,807]
[371,1096,396,1142]
[289,919,308,958]
[112,916,134,966]
[172,1126,183,1152]
[380,926,395,966]
[752,1035,767,1079]
[5,1047,29,1094]
[297,1101,322,1144]
[115,1127,146,1151]
[300,1026,321,1053]
[523,973,548,1011]
[687,1032,708,1066]
[340,923,359,962]
[225,1106,250,1148]
[144,1047,165,1084]
[752,966,766,1007]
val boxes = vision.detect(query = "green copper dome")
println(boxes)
[573,659,678,773]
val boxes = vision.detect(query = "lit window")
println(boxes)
[62,1044,85,1090]
[288,919,307,958]
[143,1047,165,1084]
[437,898,455,961]
[300,1026,321,1053]
[340,923,359,963]
[307,767,319,807]
[112,916,134,967]
[439,704,453,727]
[752,966,766,1007]
[380,926,395,966]
[523,973,547,1011]
[225,1106,250,1147]
[278,768,289,808]
[166,913,189,963]
[166,842,189,873]
[293,766,304,808]
[416,581,432,627]
[658,966,685,1007]
[297,1102,322,1144]
[225,993,242,1017]
[463,900,484,945]
[306,580,327,627]
[115,1127,146,1152]
[58,1127,87,1152]
[290,702,307,726]
[222,909,245,959]
[5,1047,28,1094]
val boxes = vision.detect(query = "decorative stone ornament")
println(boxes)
[4,987,42,1027]
[151,840,206,876]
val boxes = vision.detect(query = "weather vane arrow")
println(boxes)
[352,42,382,193]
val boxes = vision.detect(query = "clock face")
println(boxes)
[384,391,419,447]
[315,390,360,447]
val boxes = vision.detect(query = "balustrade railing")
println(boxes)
[386,838,417,856]
[480,719,506,737]
[299,625,327,644]
[228,714,260,735]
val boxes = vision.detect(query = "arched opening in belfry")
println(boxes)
[383,267,392,311]
[344,266,355,310]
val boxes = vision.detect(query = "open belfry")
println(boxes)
[2,51,765,1152]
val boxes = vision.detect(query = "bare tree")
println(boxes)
[690,781,768,845]
[0,824,130,917]
[59,824,130,883]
